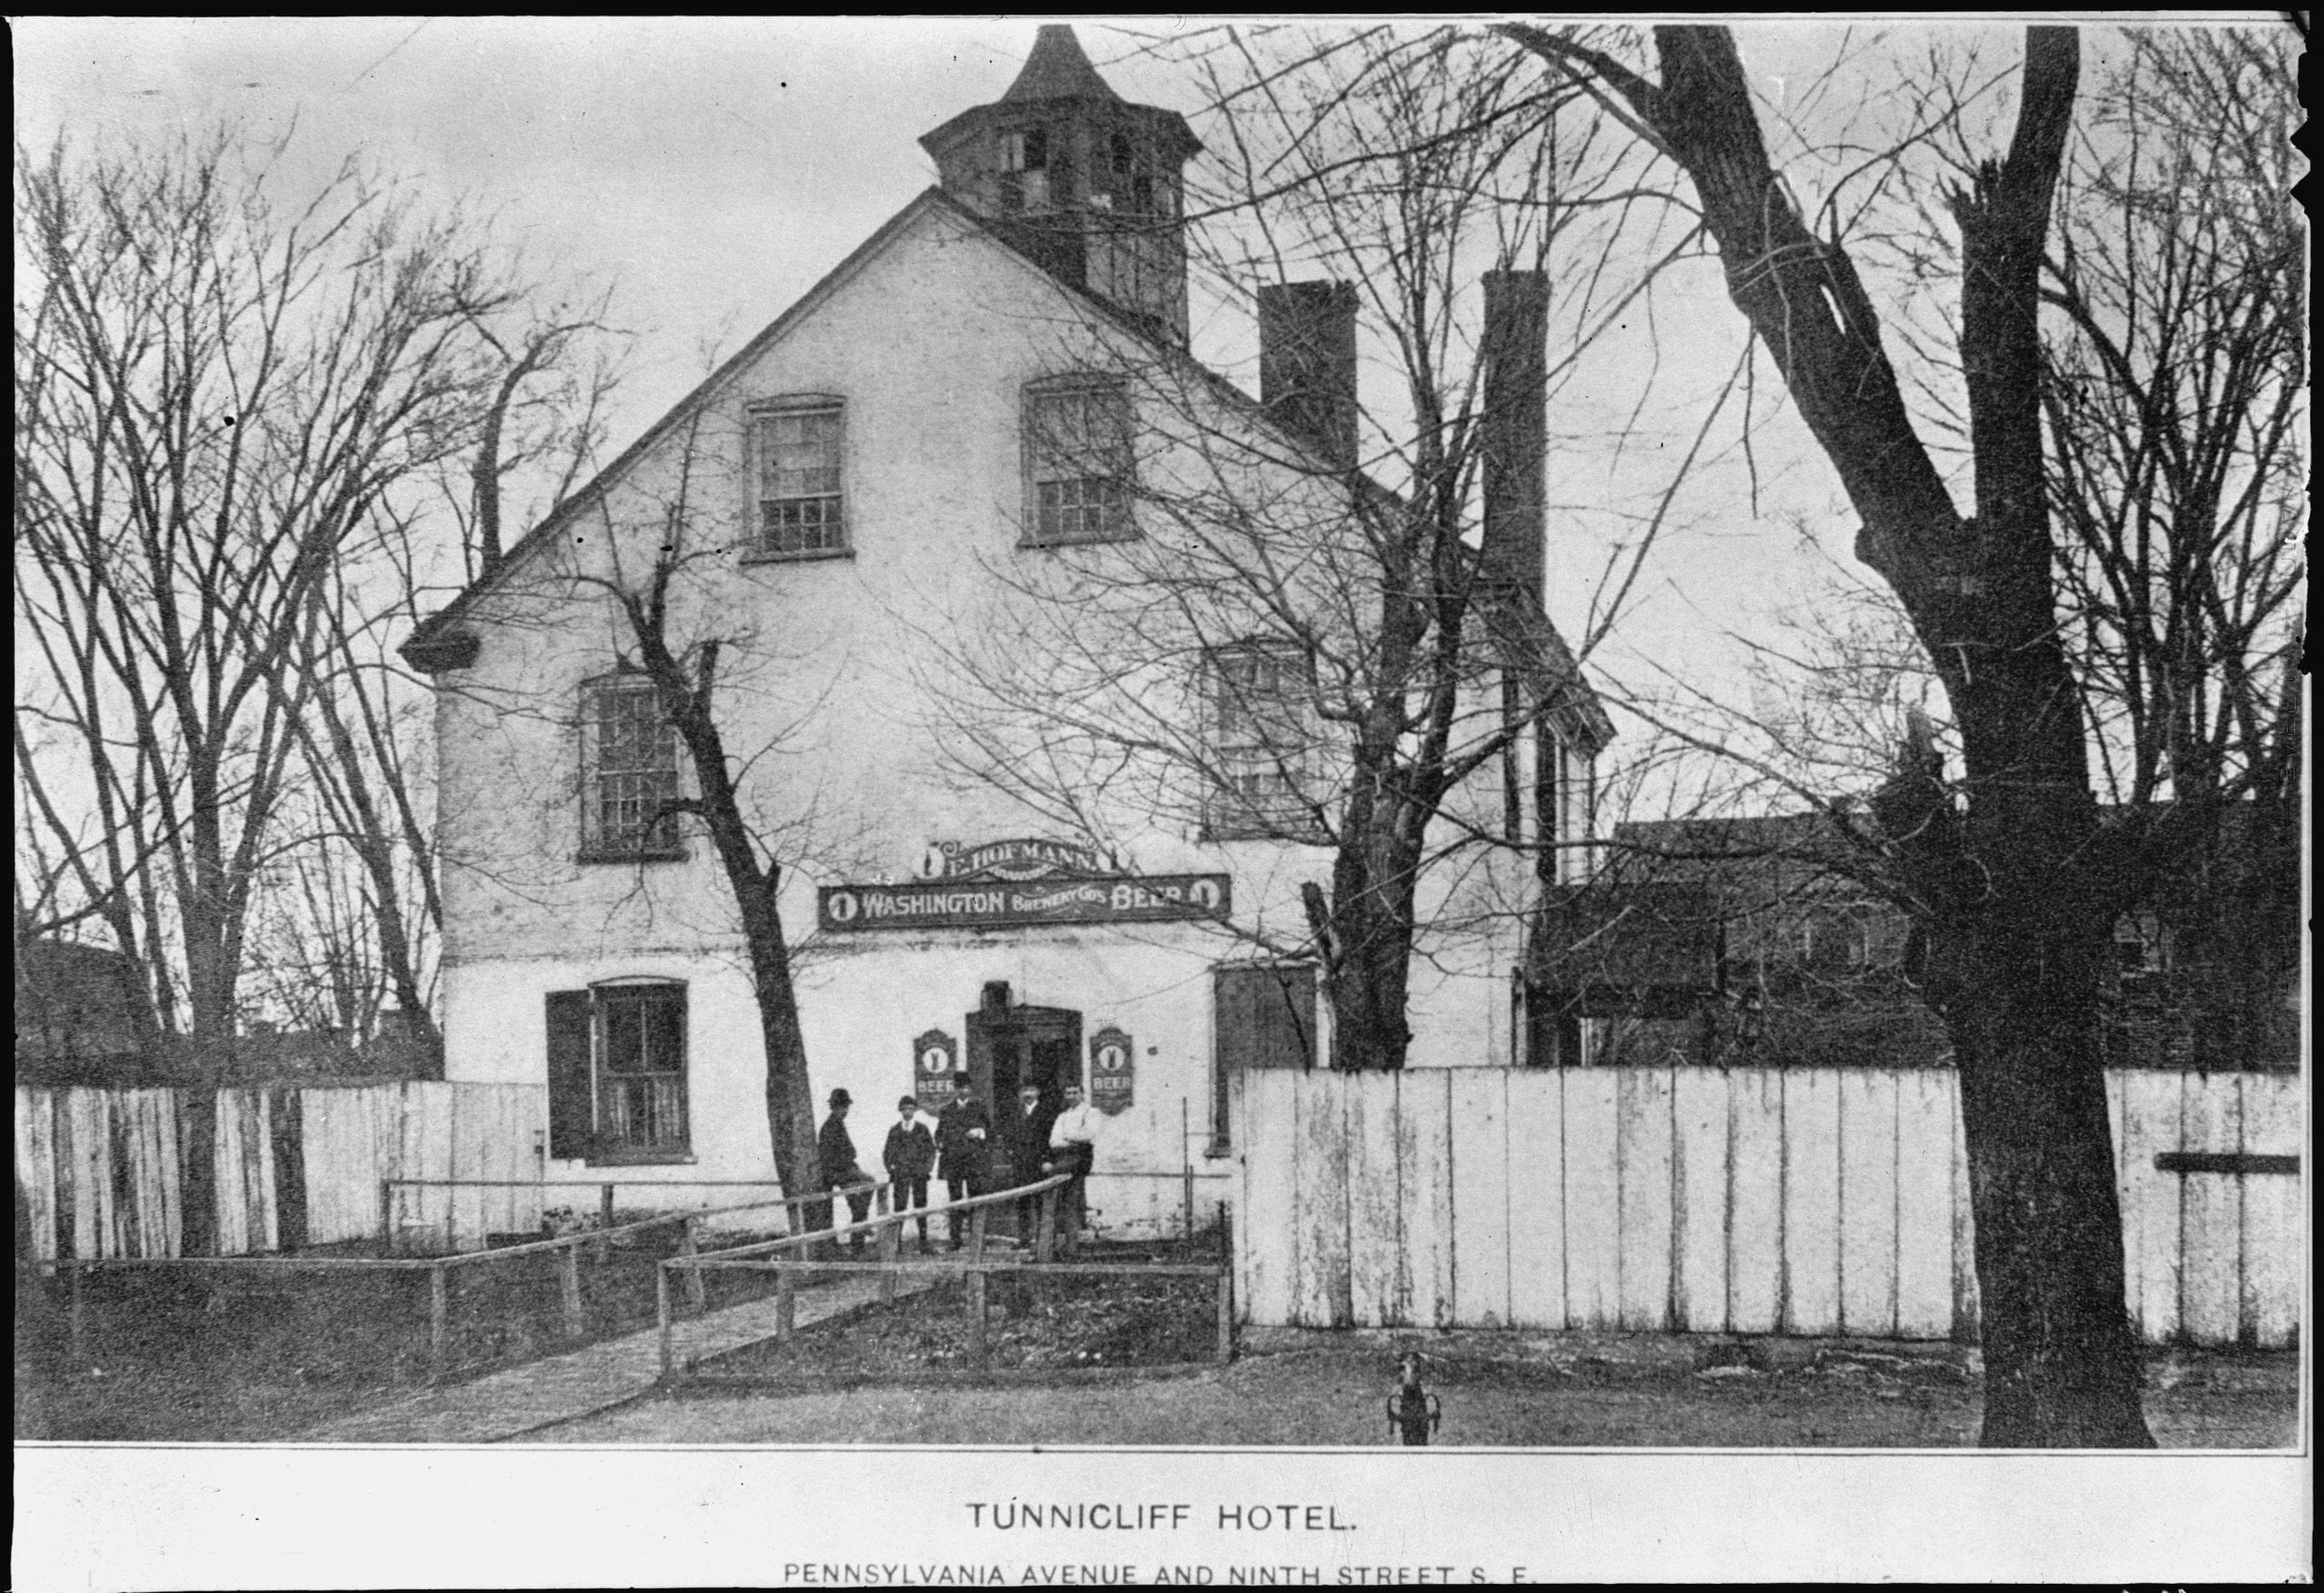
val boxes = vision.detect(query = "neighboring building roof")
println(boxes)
[15,938,162,1086]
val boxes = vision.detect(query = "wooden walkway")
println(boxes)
[301,1268,934,1444]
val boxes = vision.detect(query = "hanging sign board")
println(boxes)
[912,1029,959,1112]
[819,873,1230,932]
[1088,1026,1134,1116]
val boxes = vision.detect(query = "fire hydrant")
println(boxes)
[1386,1352,1441,1446]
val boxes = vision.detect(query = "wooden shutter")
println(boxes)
[545,990,594,1160]
[1212,964,1317,1142]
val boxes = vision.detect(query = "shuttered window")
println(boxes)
[1211,962,1317,1147]
[544,982,691,1164]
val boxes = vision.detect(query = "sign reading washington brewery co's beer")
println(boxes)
[820,873,1230,931]
[822,836,1230,932]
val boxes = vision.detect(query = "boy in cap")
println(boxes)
[817,1088,873,1253]
[882,1094,938,1251]
[934,1072,992,1250]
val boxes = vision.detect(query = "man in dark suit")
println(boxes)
[934,1072,992,1251]
[1005,1082,1055,1244]
[817,1088,872,1254]
[882,1095,938,1252]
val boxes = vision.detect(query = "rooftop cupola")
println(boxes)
[921,25,1202,343]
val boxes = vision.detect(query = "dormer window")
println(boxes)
[749,397,848,559]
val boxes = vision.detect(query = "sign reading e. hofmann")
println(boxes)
[819,873,1230,931]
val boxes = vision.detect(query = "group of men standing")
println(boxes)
[813,1072,1096,1254]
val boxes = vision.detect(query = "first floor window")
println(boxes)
[546,982,690,1162]
[1211,962,1316,1147]
[580,674,683,860]
[1023,379,1134,545]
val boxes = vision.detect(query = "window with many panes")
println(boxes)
[546,981,690,1163]
[579,674,682,861]
[1205,644,1318,840]
[752,399,847,558]
[1023,379,1134,546]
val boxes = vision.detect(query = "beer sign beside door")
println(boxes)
[1088,1026,1134,1115]
[913,1028,958,1113]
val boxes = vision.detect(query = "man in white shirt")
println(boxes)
[1043,1080,1100,1242]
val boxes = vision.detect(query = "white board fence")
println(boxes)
[15,1082,547,1261]
[1230,1067,2300,1349]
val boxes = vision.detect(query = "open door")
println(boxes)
[965,983,1081,1155]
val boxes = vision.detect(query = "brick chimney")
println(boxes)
[1480,270,1549,610]
[1257,280,1359,471]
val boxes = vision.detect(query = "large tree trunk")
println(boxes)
[1502,22,2152,1444]
[634,623,822,1206]
[1945,917,2149,1445]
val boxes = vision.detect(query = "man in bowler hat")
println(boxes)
[817,1088,873,1254]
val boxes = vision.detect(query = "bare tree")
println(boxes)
[448,410,835,1205]
[13,125,596,1245]
[927,27,1692,1070]
[1500,21,2300,1445]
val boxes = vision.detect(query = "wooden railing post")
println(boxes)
[878,1214,900,1305]
[379,1180,396,1254]
[67,1261,86,1367]
[655,1261,675,1382]
[560,1241,586,1340]
[775,1267,796,1341]
[678,1215,706,1315]
[428,1264,449,1384]
[967,1266,989,1368]
[1037,1186,1058,1264]
[596,1183,615,1264]
[1216,1269,1234,1363]
[970,1204,988,1264]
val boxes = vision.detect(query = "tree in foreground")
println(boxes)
[429,411,830,1208]
[927,29,1681,1069]
[1502,21,2301,1445]
[15,127,616,1244]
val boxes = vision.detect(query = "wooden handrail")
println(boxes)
[689,1173,1068,1262]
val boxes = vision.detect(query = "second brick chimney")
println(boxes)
[1257,280,1359,471]
[1480,270,1549,611]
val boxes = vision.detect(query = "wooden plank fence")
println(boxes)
[1232,1067,2302,1349]
[14,1083,546,1262]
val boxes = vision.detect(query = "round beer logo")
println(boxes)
[921,1046,950,1077]
[1094,1042,1128,1073]
[826,890,859,923]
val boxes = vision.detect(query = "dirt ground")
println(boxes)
[538,1327,2302,1449]
[13,1222,803,1443]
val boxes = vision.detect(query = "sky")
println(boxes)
[12,15,2291,811]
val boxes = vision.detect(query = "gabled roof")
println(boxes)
[401,187,1615,757]
[403,188,977,659]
